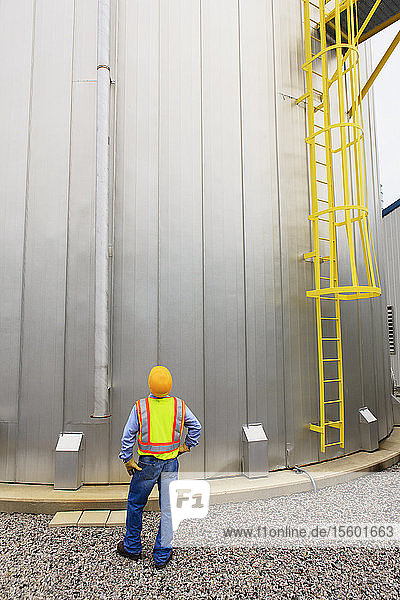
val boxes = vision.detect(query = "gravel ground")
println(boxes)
[1,463,400,600]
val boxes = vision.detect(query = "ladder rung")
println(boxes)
[324,442,342,447]
[316,179,327,184]
[323,358,339,362]
[318,218,329,223]
[326,420,343,425]
[296,91,310,104]
[322,337,339,340]
[324,399,341,404]
[324,379,341,383]
[319,237,330,241]
[309,423,323,433]
[320,276,330,280]
[321,317,337,320]
[321,256,330,261]
[317,198,329,203]
[316,160,326,166]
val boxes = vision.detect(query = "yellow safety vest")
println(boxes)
[136,396,185,460]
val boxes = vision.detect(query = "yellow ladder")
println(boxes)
[309,296,345,450]
[298,0,381,452]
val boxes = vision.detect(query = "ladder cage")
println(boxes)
[299,0,382,452]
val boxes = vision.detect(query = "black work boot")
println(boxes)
[154,549,174,570]
[116,540,142,561]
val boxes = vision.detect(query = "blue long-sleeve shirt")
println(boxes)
[119,394,202,463]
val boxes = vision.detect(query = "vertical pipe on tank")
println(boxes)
[91,0,112,418]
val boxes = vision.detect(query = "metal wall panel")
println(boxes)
[383,208,400,393]
[383,207,400,427]
[369,95,393,434]
[64,84,96,426]
[273,0,319,467]
[357,44,380,428]
[360,42,393,438]
[73,0,97,83]
[110,0,160,482]
[349,45,378,431]
[16,0,74,483]
[341,302,364,453]
[158,0,205,476]
[0,1,34,435]
[201,0,247,476]
[239,0,286,469]
[0,423,18,483]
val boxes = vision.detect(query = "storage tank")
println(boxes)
[0,0,394,485]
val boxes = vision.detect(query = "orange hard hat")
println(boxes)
[148,366,173,398]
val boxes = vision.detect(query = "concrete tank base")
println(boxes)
[1,427,399,515]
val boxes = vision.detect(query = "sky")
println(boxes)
[370,22,400,209]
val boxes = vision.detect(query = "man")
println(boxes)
[117,365,202,569]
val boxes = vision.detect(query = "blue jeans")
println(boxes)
[123,454,178,564]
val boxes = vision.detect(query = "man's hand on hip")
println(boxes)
[178,443,190,455]
[124,457,142,476]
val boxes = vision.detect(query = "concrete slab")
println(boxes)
[0,427,399,514]
[0,483,159,514]
[106,510,127,527]
[78,510,110,527]
[49,511,82,528]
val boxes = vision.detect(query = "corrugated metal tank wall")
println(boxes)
[0,0,393,484]
[382,206,400,387]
